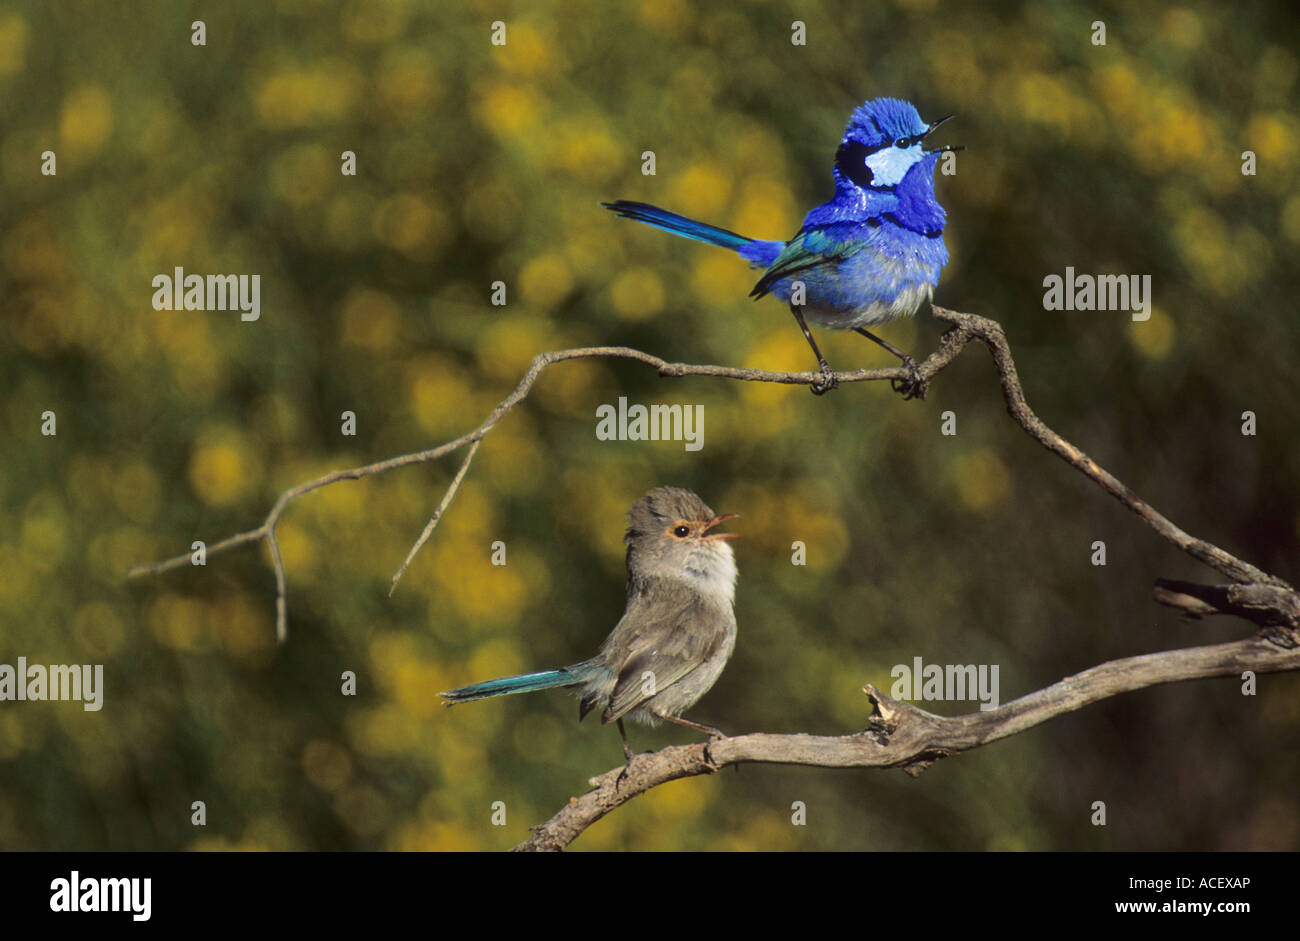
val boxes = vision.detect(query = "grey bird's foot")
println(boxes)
[891,354,927,400]
[657,713,726,740]
[654,713,729,771]
[615,746,650,789]
[616,755,636,789]
[615,718,639,789]
[700,726,727,771]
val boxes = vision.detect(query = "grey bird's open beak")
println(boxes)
[923,113,964,154]
[703,513,740,541]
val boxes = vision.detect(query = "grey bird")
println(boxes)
[439,487,740,762]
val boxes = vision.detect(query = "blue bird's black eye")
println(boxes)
[895,137,911,148]
[835,140,874,188]
[673,525,690,537]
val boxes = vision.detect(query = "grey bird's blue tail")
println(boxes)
[440,667,585,705]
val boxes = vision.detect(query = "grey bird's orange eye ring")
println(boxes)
[665,514,739,541]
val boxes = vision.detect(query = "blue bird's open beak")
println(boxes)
[923,114,964,154]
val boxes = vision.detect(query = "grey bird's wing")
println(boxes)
[596,579,728,725]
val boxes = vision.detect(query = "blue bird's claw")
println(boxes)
[853,327,926,400]
[890,355,927,400]
[810,366,839,396]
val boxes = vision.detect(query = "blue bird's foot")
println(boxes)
[853,328,927,400]
[891,354,927,401]
[811,365,839,396]
[789,305,839,396]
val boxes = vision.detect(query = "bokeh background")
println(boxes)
[2,0,1298,851]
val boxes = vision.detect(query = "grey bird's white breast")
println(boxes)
[629,542,738,723]
[683,541,737,608]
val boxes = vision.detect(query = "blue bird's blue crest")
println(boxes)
[844,97,929,147]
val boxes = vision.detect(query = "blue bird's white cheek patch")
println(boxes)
[865,144,923,187]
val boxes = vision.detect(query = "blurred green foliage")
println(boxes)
[1,0,1298,850]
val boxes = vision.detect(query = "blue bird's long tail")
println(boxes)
[440,668,584,705]
[602,200,753,252]
[602,200,784,268]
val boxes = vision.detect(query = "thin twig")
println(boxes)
[267,525,289,644]
[126,525,267,579]
[389,437,483,597]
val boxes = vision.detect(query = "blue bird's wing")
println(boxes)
[597,581,729,725]
[749,223,870,300]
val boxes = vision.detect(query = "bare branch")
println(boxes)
[514,633,1300,851]
[1155,578,1300,641]
[925,307,1290,589]
[125,305,1300,849]
[127,307,1293,643]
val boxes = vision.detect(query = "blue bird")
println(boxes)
[603,98,961,397]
